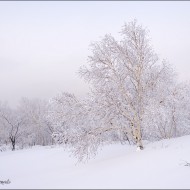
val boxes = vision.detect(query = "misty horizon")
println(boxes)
[1,1,190,107]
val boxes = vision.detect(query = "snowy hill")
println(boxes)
[1,136,190,189]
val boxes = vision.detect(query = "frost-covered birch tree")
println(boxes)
[79,20,171,150]
[50,20,190,162]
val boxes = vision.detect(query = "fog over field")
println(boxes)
[0,1,190,107]
[1,2,190,189]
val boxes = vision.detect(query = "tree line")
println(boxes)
[1,20,190,162]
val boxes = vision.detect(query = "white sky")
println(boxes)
[0,1,190,107]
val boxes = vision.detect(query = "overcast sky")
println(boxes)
[0,1,190,107]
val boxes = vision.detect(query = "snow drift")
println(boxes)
[1,135,190,189]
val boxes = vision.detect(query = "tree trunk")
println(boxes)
[10,137,16,151]
[136,139,143,150]
[133,128,144,150]
[12,140,15,151]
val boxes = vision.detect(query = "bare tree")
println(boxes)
[0,103,26,151]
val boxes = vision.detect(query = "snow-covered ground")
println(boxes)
[1,136,190,189]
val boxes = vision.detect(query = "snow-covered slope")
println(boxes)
[1,136,190,189]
